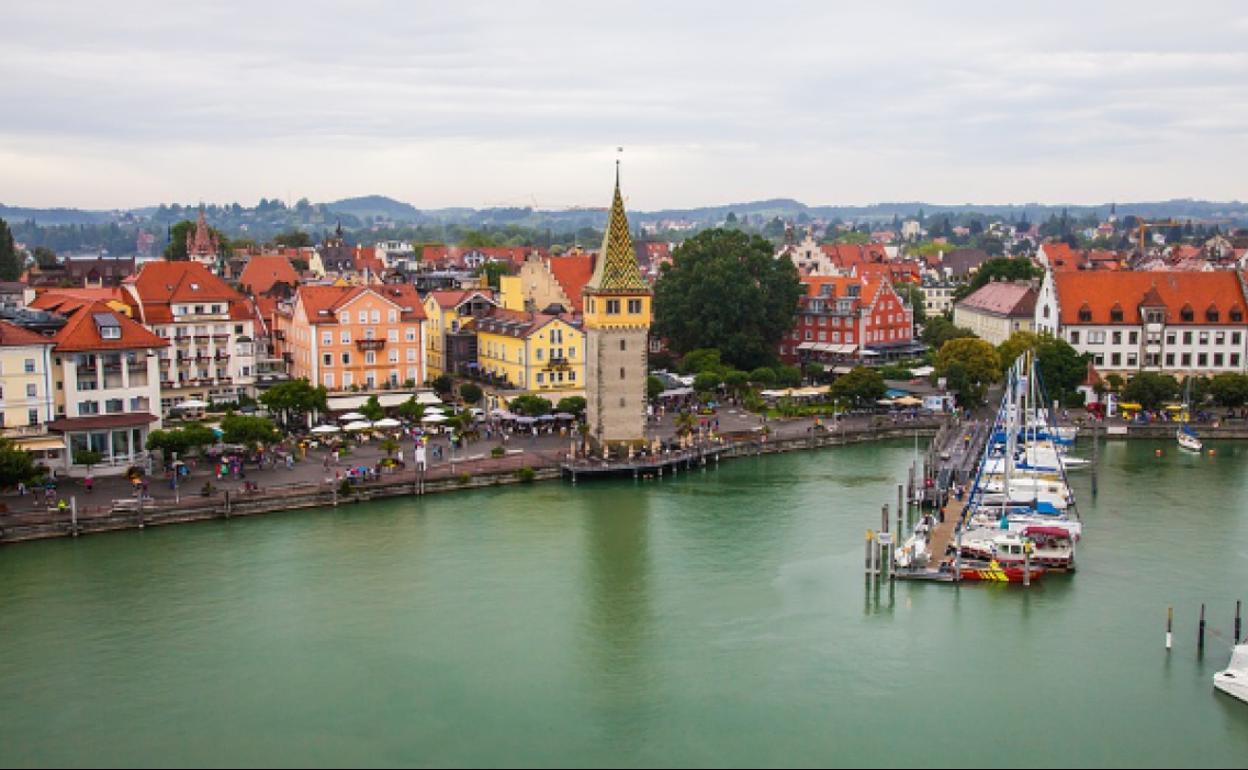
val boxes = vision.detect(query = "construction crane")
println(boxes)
[1136,219,1182,253]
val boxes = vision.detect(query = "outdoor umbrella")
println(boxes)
[423,405,445,414]
[343,420,373,431]
[310,424,341,434]
[894,396,923,406]
[553,412,575,420]
[339,412,366,421]
[876,398,896,406]
[174,399,209,410]
[373,417,402,428]
[421,413,448,423]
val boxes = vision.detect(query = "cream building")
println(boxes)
[952,281,1037,346]
[0,320,59,466]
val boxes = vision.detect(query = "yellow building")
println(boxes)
[422,289,497,378]
[475,309,585,407]
[0,320,61,466]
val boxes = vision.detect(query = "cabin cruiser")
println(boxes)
[957,527,1075,571]
[1177,425,1203,453]
[1214,642,1248,704]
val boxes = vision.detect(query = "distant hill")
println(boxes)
[324,195,422,222]
[0,204,116,226]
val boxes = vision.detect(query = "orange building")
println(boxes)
[282,284,426,391]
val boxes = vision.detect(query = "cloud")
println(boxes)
[2,1,1246,208]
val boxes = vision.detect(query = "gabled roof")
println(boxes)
[427,289,495,310]
[130,260,249,323]
[547,253,595,311]
[296,284,426,324]
[238,255,300,296]
[956,282,1037,318]
[476,307,582,339]
[1054,271,1248,326]
[0,319,54,347]
[52,301,167,352]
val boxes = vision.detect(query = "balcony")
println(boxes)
[2,424,48,439]
[274,330,286,341]
[212,333,230,342]
[174,336,191,345]
[356,339,386,352]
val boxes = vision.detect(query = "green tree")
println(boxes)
[692,371,722,393]
[359,395,384,422]
[654,229,803,370]
[32,246,57,269]
[74,449,103,474]
[1208,373,1248,407]
[431,374,454,397]
[920,316,975,350]
[398,396,426,423]
[723,369,749,394]
[259,378,328,429]
[509,395,552,417]
[556,396,587,417]
[459,382,483,405]
[647,375,665,401]
[748,367,777,386]
[163,219,227,261]
[996,331,1089,406]
[774,365,802,388]
[220,414,280,448]
[935,338,1002,405]
[954,257,1041,301]
[0,218,21,281]
[1105,373,1125,392]
[679,348,723,375]
[0,438,39,488]
[1121,373,1180,411]
[273,230,312,248]
[477,261,511,290]
[893,283,927,324]
[830,367,886,407]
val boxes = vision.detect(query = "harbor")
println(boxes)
[2,437,1246,767]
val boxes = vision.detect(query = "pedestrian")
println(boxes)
[84,475,94,494]
[17,481,26,496]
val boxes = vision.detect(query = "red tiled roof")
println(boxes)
[1055,271,1248,326]
[956,282,1037,318]
[130,261,250,324]
[0,319,54,347]
[238,255,299,295]
[476,307,580,339]
[1042,242,1086,271]
[52,301,168,353]
[546,254,595,311]
[427,289,495,310]
[296,284,426,324]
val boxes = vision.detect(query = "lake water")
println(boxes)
[2,439,1246,768]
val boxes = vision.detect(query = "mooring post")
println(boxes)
[897,484,904,535]
[1198,603,1206,653]
[1236,600,1243,642]
[1166,606,1173,651]
[70,496,78,537]
[224,490,231,519]
[1091,424,1099,497]
[865,529,873,576]
[880,505,890,582]
[953,525,962,582]
[1023,542,1031,587]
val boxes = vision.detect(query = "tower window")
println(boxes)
[619,339,626,351]
[620,367,626,379]
[628,299,642,314]
[619,397,626,408]
[606,300,620,314]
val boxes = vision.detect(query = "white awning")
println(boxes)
[796,342,858,354]
[328,391,443,411]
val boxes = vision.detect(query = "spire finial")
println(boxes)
[615,146,623,187]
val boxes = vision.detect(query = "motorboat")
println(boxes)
[956,559,1046,583]
[957,527,1075,571]
[1214,642,1248,704]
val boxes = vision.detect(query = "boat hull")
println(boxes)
[957,563,1046,583]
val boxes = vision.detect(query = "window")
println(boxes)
[26,383,36,398]
[606,299,620,314]
[364,328,375,340]
[1182,353,1191,366]
[1198,353,1208,367]
[1088,331,1106,344]
[106,398,123,413]
[1112,331,1122,345]
[358,311,367,324]
[619,397,625,408]
[341,352,351,365]
[1181,306,1194,322]
[1126,353,1137,367]
[1214,353,1225,367]
[324,373,334,388]
[1207,308,1220,323]
[569,371,575,382]
[323,353,333,367]
[407,348,417,362]
[365,351,376,365]
[388,329,399,342]
[1128,331,1138,345]
[78,401,100,416]
[536,373,544,384]
[343,373,353,388]
[620,339,627,352]
[627,299,642,314]
[388,310,397,323]
[620,367,626,379]
[28,408,39,426]
[1199,331,1210,345]
[1232,354,1241,367]
[24,358,35,373]
[323,332,333,346]
[536,348,544,360]
[341,330,351,344]
[1183,331,1193,345]
[370,310,380,324]
[1166,333,1176,345]
[569,347,576,359]
[405,329,416,341]
[1165,353,1175,366]
[1070,331,1080,344]
[1094,354,1104,366]
[388,350,398,364]
[1079,306,1092,322]
[1232,308,1244,322]
[1111,353,1121,366]
[339,312,349,324]
[1216,332,1226,345]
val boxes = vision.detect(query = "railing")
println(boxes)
[1,424,48,438]
[356,339,386,352]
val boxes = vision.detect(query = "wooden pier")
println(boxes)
[561,445,728,481]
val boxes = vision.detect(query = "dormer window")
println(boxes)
[1181,304,1194,322]
[1231,307,1243,323]
[1207,306,1220,323]
[93,312,122,340]
[1078,304,1092,323]
[1109,304,1123,323]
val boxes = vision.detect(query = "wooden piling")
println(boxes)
[70,496,78,537]
[1166,606,1173,651]
[1023,542,1031,587]
[897,484,904,536]
[1236,600,1242,642]
[1198,603,1206,652]
[864,529,873,575]
[224,490,231,519]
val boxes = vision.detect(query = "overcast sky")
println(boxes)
[4,1,1247,210]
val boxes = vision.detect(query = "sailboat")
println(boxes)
[1176,378,1203,452]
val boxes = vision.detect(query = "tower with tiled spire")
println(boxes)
[186,205,220,272]
[583,162,652,456]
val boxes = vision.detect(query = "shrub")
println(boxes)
[337,479,353,497]
[491,446,505,458]
[457,472,472,485]
[515,466,536,483]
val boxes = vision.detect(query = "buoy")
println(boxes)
[1208,448,1216,456]
[1155,449,1162,457]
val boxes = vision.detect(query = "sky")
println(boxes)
[3,1,1247,211]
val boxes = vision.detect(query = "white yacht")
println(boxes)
[1214,642,1248,704]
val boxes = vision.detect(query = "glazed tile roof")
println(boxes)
[585,177,649,295]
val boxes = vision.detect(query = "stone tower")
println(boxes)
[583,166,652,456]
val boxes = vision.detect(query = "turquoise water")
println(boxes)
[1,439,1246,767]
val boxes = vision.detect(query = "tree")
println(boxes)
[935,338,1002,405]
[1208,373,1248,407]
[32,246,57,269]
[723,369,749,394]
[0,218,21,281]
[804,362,825,383]
[920,316,975,350]
[647,375,665,401]
[163,219,226,261]
[0,439,39,488]
[1104,373,1125,392]
[1121,373,1180,411]
[996,331,1089,406]
[953,257,1041,301]
[74,449,103,474]
[654,229,803,370]
[459,382,483,405]
[774,365,802,388]
[360,395,384,422]
[556,396,587,417]
[679,348,723,375]
[748,367,777,386]
[509,394,552,416]
[259,378,328,429]
[830,367,886,407]
[692,371,722,393]
[477,261,510,290]
[893,283,927,324]
[273,230,312,248]
[431,374,454,397]
[398,396,426,423]
[220,414,280,448]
